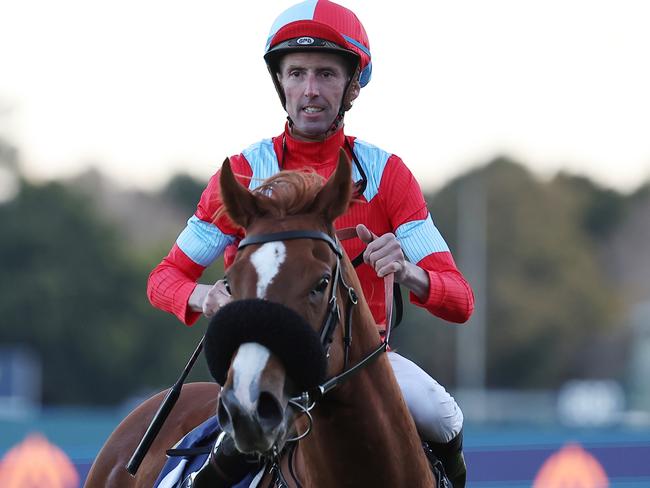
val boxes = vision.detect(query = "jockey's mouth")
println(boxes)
[303,105,325,113]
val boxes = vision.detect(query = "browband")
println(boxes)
[238,230,342,258]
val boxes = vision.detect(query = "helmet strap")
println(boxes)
[327,111,345,134]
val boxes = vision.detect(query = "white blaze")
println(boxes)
[250,242,286,299]
[232,342,271,410]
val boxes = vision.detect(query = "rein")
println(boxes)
[308,227,402,399]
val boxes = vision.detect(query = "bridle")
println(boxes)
[237,229,394,398]
[237,228,397,487]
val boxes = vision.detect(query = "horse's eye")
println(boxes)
[223,278,231,294]
[312,276,330,295]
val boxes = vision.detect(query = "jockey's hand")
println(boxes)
[189,280,232,318]
[356,224,408,283]
[202,279,232,318]
[356,224,430,301]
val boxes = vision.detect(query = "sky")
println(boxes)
[1,0,649,193]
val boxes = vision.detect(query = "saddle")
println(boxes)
[153,417,256,488]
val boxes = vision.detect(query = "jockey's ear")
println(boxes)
[311,148,352,222]
[219,158,259,228]
[343,77,360,112]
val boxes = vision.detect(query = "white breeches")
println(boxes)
[388,352,463,444]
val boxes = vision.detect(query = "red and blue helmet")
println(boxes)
[264,0,372,109]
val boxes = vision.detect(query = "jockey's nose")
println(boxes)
[304,72,319,98]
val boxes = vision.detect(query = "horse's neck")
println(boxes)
[299,314,434,487]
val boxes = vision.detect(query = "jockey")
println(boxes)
[148,1,474,486]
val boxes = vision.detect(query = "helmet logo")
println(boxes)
[296,37,315,45]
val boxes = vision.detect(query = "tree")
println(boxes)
[162,173,208,216]
[0,179,210,404]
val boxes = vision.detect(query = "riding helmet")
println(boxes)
[264,0,372,109]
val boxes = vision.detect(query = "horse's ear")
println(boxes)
[312,148,352,222]
[219,157,258,228]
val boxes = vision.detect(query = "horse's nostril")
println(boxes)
[217,399,232,430]
[256,391,283,431]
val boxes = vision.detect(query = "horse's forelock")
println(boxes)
[253,170,325,219]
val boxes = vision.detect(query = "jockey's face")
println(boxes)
[277,52,358,141]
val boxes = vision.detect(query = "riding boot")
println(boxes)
[180,432,261,488]
[426,429,466,488]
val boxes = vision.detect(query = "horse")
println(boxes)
[84,150,436,487]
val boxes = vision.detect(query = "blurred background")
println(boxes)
[1,1,649,486]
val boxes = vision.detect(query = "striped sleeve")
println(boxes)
[176,215,236,267]
[147,243,206,325]
[147,155,253,325]
[381,156,474,323]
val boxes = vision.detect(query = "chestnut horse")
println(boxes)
[85,151,435,487]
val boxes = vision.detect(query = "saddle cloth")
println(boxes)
[153,416,260,488]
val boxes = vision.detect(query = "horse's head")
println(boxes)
[204,150,354,454]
